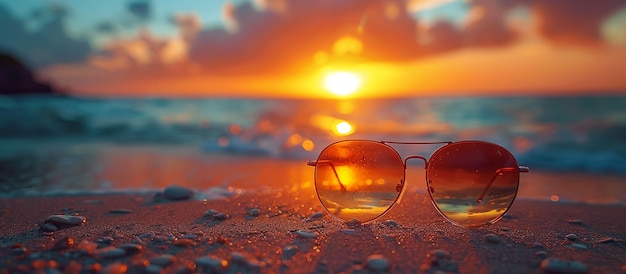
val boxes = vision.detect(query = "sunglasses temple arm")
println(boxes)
[307,161,347,192]
[476,166,530,203]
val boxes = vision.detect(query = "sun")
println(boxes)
[324,71,361,96]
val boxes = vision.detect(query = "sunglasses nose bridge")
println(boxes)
[403,155,428,169]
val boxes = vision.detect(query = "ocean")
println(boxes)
[0,95,625,201]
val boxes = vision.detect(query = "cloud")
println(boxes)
[127,0,152,21]
[0,4,91,68]
[35,0,626,78]
[526,0,626,46]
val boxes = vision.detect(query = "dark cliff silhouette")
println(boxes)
[0,52,61,95]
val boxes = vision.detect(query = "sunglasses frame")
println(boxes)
[307,140,529,226]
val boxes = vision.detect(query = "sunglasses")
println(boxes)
[307,140,529,227]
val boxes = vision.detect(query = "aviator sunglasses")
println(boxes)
[307,140,529,226]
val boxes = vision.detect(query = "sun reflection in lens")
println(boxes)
[334,121,354,136]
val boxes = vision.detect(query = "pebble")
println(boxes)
[484,234,501,244]
[535,251,548,259]
[345,218,362,228]
[567,219,584,225]
[366,254,390,271]
[230,252,247,264]
[204,209,219,217]
[540,258,589,274]
[150,254,175,267]
[77,240,98,254]
[248,208,260,217]
[214,212,229,220]
[119,243,143,253]
[423,249,458,273]
[309,211,323,219]
[52,237,75,250]
[282,245,299,259]
[102,262,128,274]
[173,239,196,247]
[11,247,27,256]
[383,220,399,227]
[45,215,86,226]
[295,230,318,239]
[429,249,451,260]
[196,256,228,271]
[568,243,588,250]
[340,229,356,235]
[145,265,162,274]
[41,223,58,232]
[98,247,126,259]
[532,242,545,249]
[163,186,194,201]
[109,209,133,214]
[565,234,579,241]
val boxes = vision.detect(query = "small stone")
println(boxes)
[345,218,361,228]
[484,234,501,244]
[282,245,299,259]
[532,242,545,249]
[383,220,399,227]
[366,254,390,271]
[11,247,27,256]
[145,265,162,274]
[41,223,58,232]
[295,230,318,239]
[196,256,228,271]
[248,208,260,217]
[565,234,579,241]
[596,237,617,243]
[430,249,451,260]
[309,211,323,219]
[109,209,133,214]
[540,258,589,274]
[340,229,356,235]
[173,239,196,247]
[230,252,246,264]
[567,219,584,225]
[45,215,86,226]
[163,186,194,201]
[77,240,98,254]
[246,259,264,272]
[119,243,143,253]
[214,212,229,220]
[96,237,114,245]
[102,262,128,274]
[568,243,589,250]
[204,209,218,217]
[98,247,126,259]
[150,254,175,267]
[52,237,75,250]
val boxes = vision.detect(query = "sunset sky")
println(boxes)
[2,0,626,98]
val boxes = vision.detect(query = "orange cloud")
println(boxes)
[36,0,626,97]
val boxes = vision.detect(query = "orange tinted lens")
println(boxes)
[427,141,519,226]
[314,141,404,223]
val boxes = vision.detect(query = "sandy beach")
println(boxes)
[1,181,625,273]
[1,144,626,273]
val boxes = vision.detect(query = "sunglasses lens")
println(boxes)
[314,141,404,223]
[427,141,519,226]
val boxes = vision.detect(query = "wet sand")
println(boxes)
[1,186,625,273]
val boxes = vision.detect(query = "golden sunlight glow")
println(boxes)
[334,121,354,136]
[324,71,361,96]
